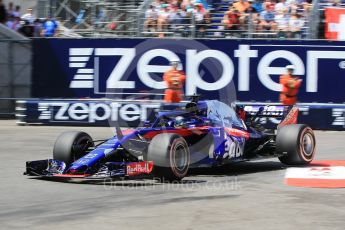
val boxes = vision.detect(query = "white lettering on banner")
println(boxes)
[53,102,69,120]
[69,48,94,88]
[39,102,160,123]
[89,103,111,122]
[257,50,305,91]
[234,45,258,91]
[95,48,136,89]
[137,49,180,89]
[186,49,234,95]
[307,51,345,92]
[68,103,89,120]
[339,61,345,69]
[119,104,140,121]
[67,45,345,94]
[38,103,51,120]
[332,108,345,126]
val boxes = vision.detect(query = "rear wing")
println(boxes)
[239,104,299,129]
[243,105,285,118]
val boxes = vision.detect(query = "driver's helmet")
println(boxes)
[174,116,186,128]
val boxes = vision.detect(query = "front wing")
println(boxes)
[25,159,154,180]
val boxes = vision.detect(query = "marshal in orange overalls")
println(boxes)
[163,68,186,103]
[279,74,302,105]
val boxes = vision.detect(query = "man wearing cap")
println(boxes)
[163,59,186,103]
[279,65,302,105]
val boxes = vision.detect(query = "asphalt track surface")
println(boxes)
[0,120,345,230]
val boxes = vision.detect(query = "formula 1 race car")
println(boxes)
[25,97,316,182]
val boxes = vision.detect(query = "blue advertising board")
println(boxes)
[16,99,345,130]
[32,38,345,103]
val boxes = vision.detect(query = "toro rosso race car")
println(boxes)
[25,97,316,182]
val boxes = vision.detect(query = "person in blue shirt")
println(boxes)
[252,0,264,13]
[42,16,58,37]
[258,4,277,31]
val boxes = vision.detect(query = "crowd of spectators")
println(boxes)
[222,0,313,38]
[143,0,316,38]
[0,0,58,38]
[144,0,211,37]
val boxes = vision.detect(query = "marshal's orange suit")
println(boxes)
[163,69,186,103]
[279,75,302,105]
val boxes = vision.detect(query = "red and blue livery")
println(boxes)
[25,98,316,182]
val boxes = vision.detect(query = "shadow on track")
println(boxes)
[28,160,286,186]
[189,160,286,177]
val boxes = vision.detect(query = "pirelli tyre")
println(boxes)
[277,124,316,165]
[53,131,93,165]
[147,133,190,182]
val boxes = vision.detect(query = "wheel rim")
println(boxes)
[173,143,188,173]
[301,132,314,157]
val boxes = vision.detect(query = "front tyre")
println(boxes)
[53,131,93,165]
[277,124,316,165]
[147,134,190,182]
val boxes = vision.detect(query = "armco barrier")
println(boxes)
[16,99,345,130]
[32,38,345,103]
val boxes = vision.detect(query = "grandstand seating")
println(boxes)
[140,0,312,39]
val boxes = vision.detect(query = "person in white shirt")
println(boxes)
[144,5,158,31]
[193,3,206,37]
[288,12,304,38]
[21,8,36,24]
[275,0,289,15]
[157,4,171,37]
[275,13,289,37]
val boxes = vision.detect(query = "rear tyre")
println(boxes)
[147,134,190,182]
[277,124,316,165]
[53,131,93,165]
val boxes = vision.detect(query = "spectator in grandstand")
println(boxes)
[252,0,264,13]
[18,20,34,37]
[233,0,250,13]
[258,4,277,32]
[7,2,13,18]
[163,59,186,103]
[194,3,207,37]
[275,13,289,38]
[33,18,43,37]
[275,0,289,14]
[169,4,182,30]
[0,0,7,23]
[275,0,290,38]
[288,12,304,38]
[21,8,36,24]
[233,0,250,28]
[12,5,20,18]
[6,15,20,30]
[144,4,158,32]
[41,15,58,37]
[279,65,302,105]
[222,5,240,32]
[157,4,170,37]
[244,0,259,31]
[181,0,192,9]
[152,0,163,10]
[302,0,312,17]
[288,0,300,14]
